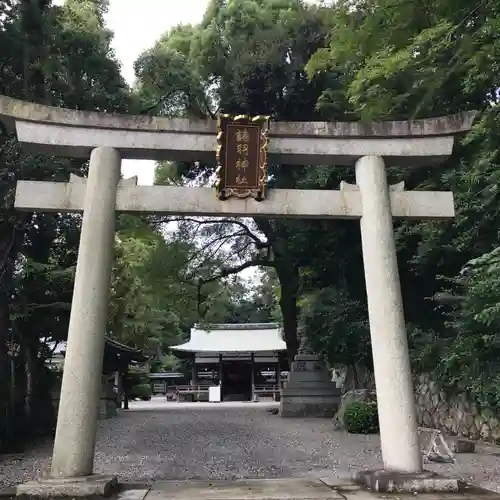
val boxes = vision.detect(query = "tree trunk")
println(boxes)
[252,218,301,364]
[275,262,300,364]
[24,342,34,429]
[0,293,10,451]
[342,364,375,393]
[0,242,17,452]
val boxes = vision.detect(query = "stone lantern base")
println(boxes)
[280,347,340,418]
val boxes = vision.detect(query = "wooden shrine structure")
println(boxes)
[170,323,287,402]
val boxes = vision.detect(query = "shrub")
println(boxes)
[130,383,152,401]
[342,401,379,434]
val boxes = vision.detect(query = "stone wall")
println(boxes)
[415,374,500,443]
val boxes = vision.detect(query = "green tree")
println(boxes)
[0,0,130,449]
[304,0,500,403]
[299,287,371,381]
[431,248,500,410]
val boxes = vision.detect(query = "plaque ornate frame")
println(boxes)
[215,113,270,201]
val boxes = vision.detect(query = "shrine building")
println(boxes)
[170,323,288,402]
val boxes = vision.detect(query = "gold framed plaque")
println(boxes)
[215,113,270,201]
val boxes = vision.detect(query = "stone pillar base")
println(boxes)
[280,352,340,418]
[280,398,339,418]
[354,470,460,493]
[16,475,118,498]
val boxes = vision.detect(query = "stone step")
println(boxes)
[143,479,343,500]
[121,478,500,500]
[18,478,499,500]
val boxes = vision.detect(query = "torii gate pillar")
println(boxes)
[50,147,121,479]
[356,155,421,472]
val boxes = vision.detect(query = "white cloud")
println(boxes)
[106,0,210,87]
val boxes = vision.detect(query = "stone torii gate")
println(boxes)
[0,95,475,496]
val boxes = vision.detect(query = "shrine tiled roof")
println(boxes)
[170,323,286,353]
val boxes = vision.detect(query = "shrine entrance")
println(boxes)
[221,361,252,402]
[0,94,476,496]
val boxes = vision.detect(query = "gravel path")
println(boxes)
[1,399,499,493]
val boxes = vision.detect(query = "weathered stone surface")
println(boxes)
[0,94,476,136]
[117,488,150,500]
[0,95,476,166]
[355,470,460,493]
[317,473,362,492]
[100,375,118,419]
[481,423,492,440]
[16,474,117,498]
[15,180,456,220]
[492,427,500,441]
[414,374,500,445]
[469,425,479,439]
[49,147,121,479]
[476,415,485,429]
[147,479,343,500]
[280,353,340,418]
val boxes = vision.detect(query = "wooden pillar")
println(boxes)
[219,354,223,402]
[251,353,255,401]
[191,356,197,386]
[114,370,120,409]
[123,364,129,410]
